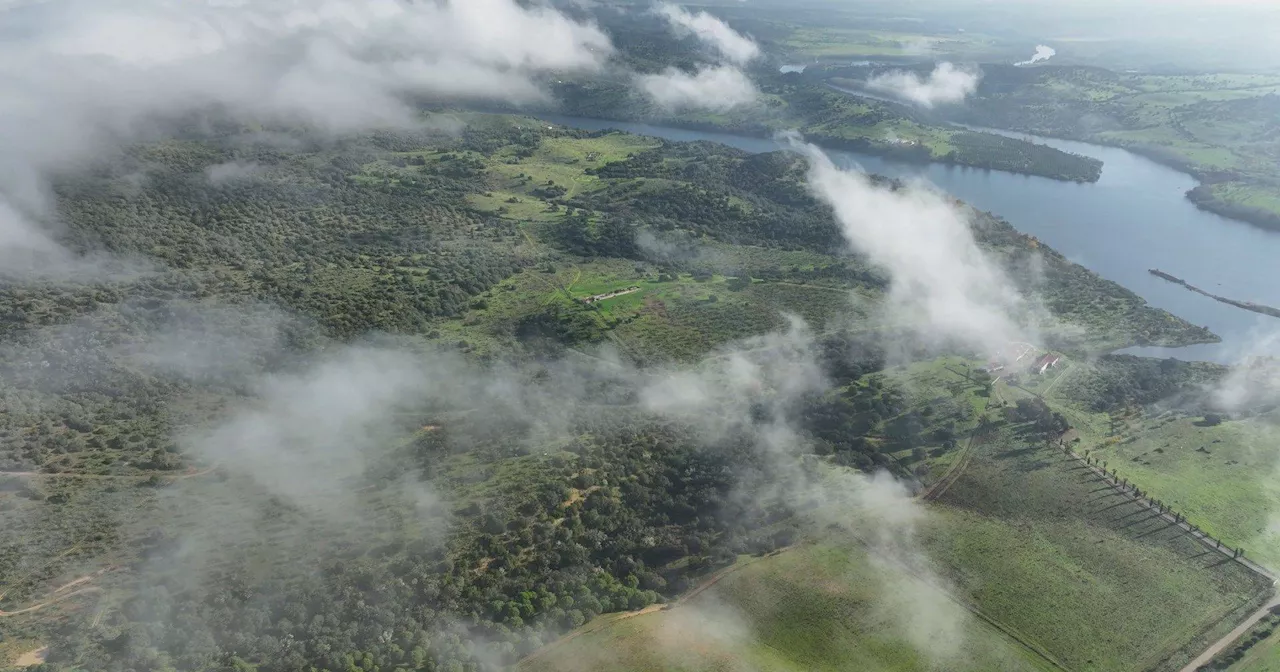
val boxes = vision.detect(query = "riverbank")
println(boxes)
[1149,269,1280,321]
[543,114,1280,363]
[544,112,1103,183]
[827,83,1280,233]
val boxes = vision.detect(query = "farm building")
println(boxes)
[1032,354,1061,375]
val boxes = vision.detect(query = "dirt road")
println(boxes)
[0,587,101,617]
[0,567,117,617]
[1180,594,1280,672]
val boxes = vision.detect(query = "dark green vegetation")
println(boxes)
[540,7,1102,183]
[0,112,1250,672]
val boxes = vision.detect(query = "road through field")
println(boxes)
[1181,594,1280,672]
[1057,441,1278,670]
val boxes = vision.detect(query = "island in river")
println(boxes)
[1149,269,1280,321]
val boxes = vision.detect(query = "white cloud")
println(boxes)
[183,345,447,520]
[1015,45,1057,67]
[654,2,760,65]
[785,134,1026,352]
[638,64,760,112]
[0,0,614,277]
[867,62,982,108]
[204,160,263,185]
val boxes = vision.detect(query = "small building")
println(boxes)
[1032,354,1061,375]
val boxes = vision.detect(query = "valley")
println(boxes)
[3,2,1280,671]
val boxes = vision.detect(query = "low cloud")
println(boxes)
[867,62,982,108]
[204,160,263,185]
[645,3,761,112]
[654,2,760,65]
[638,315,973,664]
[1015,45,1057,67]
[0,0,614,278]
[181,344,452,522]
[638,64,760,112]
[785,133,1026,353]
[1209,332,1280,414]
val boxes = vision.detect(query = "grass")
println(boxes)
[1211,182,1280,220]
[1012,354,1280,573]
[1228,618,1280,671]
[777,27,999,60]
[519,541,1054,672]
[926,418,1273,672]
[1077,412,1280,572]
[519,355,1274,672]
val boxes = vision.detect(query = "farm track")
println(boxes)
[921,427,984,502]
[1180,595,1280,672]
[0,567,118,618]
[1056,441,1278,671]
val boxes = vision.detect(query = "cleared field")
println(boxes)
[777,27,1000,60]
[926,420,1273,672]
[519,541,1054,672]
[428,254,866,361]
[1076,412,1280,573]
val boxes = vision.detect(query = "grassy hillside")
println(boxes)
[520,542,1055,672]
[926,420,1270,672]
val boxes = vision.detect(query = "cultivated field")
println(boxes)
[519,541,1055,672]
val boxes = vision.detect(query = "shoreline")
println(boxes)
[528,104,1102,184]
[1149,269,1280,321]
[600,116,1102,183]
[936,115,1280,234]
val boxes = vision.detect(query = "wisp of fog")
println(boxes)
[867,62,983,108]
[0,0,614,277]
[645,2,761,111]
[784,133,1027,353]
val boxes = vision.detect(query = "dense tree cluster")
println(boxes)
[1060,355,1226,412]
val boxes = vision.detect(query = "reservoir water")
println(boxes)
[538,114,1280,363]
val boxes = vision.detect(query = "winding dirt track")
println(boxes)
[0,587,102,617]
[0,567,117,618]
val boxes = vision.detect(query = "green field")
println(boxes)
[776,27,1002,61]
[1009,356,1280,574]
[927,419,1271,672]
[520,542,1054,672]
